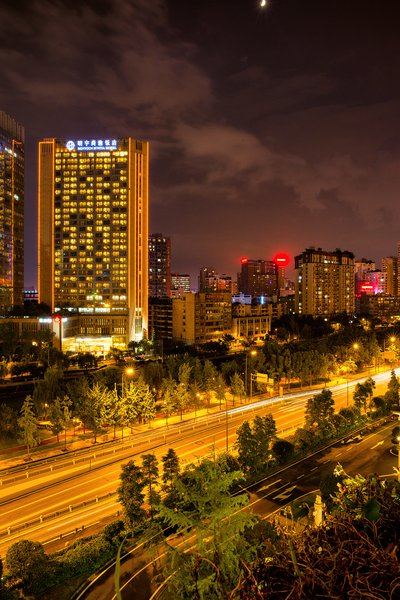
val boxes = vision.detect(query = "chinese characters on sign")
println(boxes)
[65,139,118,151]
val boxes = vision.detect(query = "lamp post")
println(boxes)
[393,411,400,482]
[225,395,229,452]
[346,343,359,406]
[244,349,257,399]
[123,366,134,394]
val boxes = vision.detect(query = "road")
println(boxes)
[84,419,398,600]
[0,367,396,559]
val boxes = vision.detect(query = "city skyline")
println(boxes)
[1,0,400,286]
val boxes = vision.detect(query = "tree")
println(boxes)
[353,382,369,414]
[230,372,244,405]
[18,395,39,458]
[0,404,18,438]
[117,460,146,529]
[158,458,256,599]
[141,453,160,519]
[32,367,64,416]
[215,372,226,409]
[385,370,400,409]
[202,359,217,404]
[5,539,48,592]
[252,414,277,472]
[137,380,156,424]
[161,378,176,426]
[48,396,64,442]
[80,383,106,442]
[161,448,180,493]
[235,421,257,473]
[304,389,334,431]
[101,386,122,439]
[271,439,295,464]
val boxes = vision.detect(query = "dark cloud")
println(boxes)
[1,0,400,286]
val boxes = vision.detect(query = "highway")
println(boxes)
[0,367,397,558]
[80,418,398,600]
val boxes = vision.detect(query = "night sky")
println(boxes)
[1,0,400,288]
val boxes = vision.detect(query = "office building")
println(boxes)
[295,247,355,316]
[38,136,149,349]
[149,233,171,298]
[0,111,24,310]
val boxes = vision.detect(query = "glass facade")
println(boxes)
[0,112,24,310]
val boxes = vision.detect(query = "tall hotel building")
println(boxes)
[295,247,355,316]
[38,137,149,349]
[0,112,24,311]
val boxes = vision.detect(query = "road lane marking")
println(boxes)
[258,479,282,492]
[272,485,297,501]
[296,474,304,480]
[370,441,384,449]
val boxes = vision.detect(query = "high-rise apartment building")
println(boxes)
[295,247,355,316]
[238,258,278,299]
[149,233,170,298]
[38,136,149,344]
[171,273,191,297]
[382,256,397,296]
[0,111,24,310]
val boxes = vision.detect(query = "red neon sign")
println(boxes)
[273,253,290,268]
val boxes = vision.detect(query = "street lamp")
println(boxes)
[123,366,134,394]
[393,411,400,482]
[346,343,359,406]
[244,349,257,398]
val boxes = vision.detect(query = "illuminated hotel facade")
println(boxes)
[38,137,149,352]
[0,112,24,311]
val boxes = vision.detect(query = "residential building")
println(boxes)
[170,273,191,297]
[0,111,24,310]
[38,136,149,350]
[172,292,232,345]
[295,247,355,316]
[237,258,278,299]
[149,233,171,298]
[382,256,397,296]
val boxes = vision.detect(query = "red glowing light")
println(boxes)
[241,257,248,264]
[53,315,61,324]
[273,253,290,268]
[360,284,373,292]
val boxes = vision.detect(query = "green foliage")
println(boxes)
[161,448,180,493]
[271,439,295,464]
[385,370,400,409]
[5,539,48,591]
[239,472,400,598]
[141,453,160,518]
[17,395,39,456]
[158,459,256,599]
[117,460,146,529]
[304,389,334,431]
[230,372,244,404]
[0,404,18,438]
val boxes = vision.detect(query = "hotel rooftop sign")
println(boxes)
[65,139,118,151]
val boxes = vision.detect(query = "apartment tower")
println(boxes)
[295,247,355,316]
[38,136,149,343]
[0,111,24,310]
[149,233,171,298]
